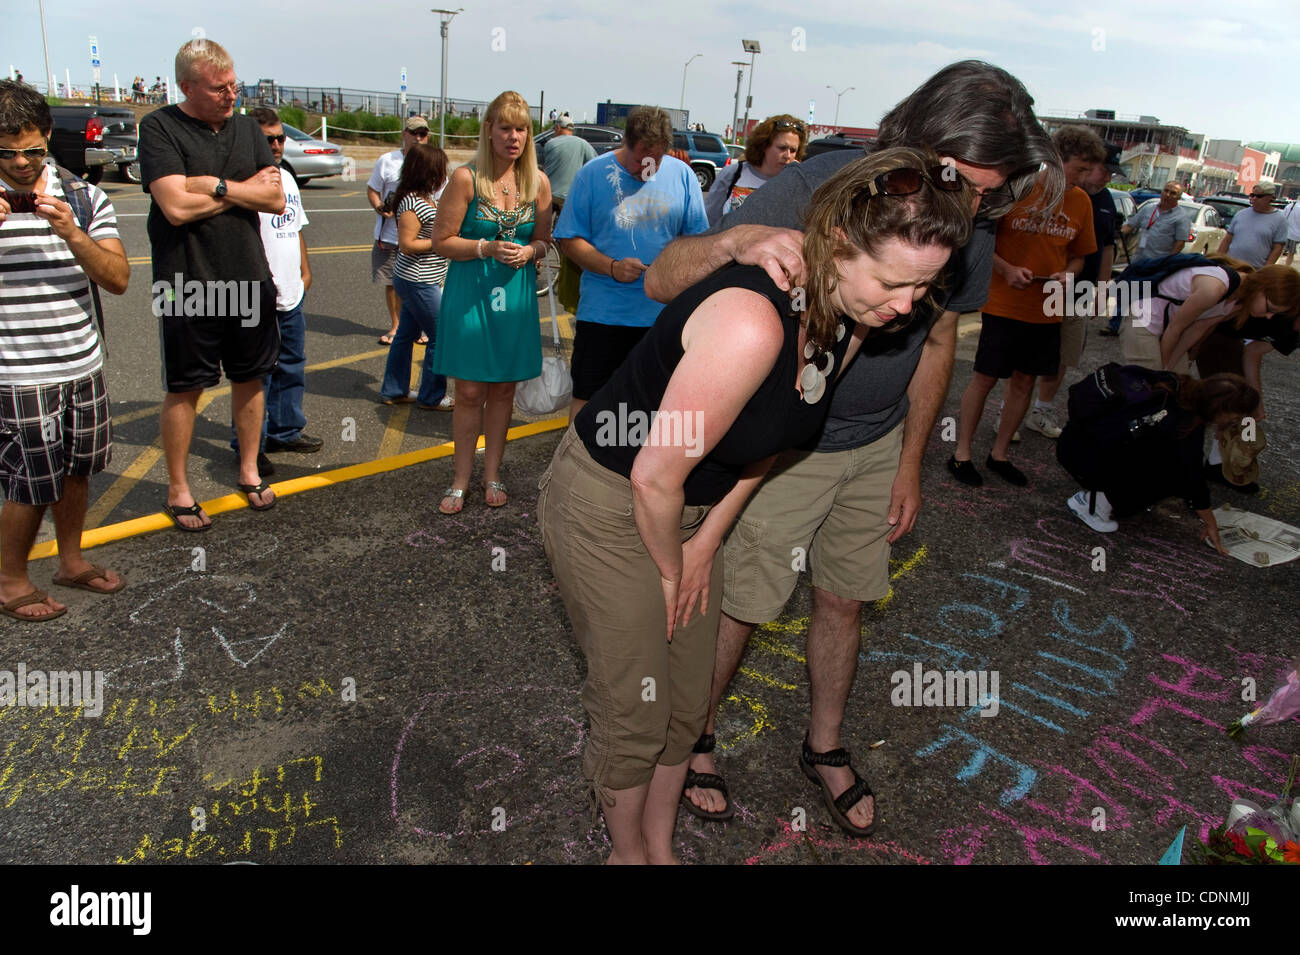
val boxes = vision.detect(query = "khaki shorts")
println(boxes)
[538,426,722,792]
[1121,318,1190,374]
[1059,314,1086,371]
[371,241,397,283]
[722,424,903,623]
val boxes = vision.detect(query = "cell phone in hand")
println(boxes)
[1,191,39,214]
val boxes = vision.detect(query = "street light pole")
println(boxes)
[730,61,746,144]
[431,7,463,148]
[38,0,54,97]
[740,40,761,143]
[680,53,701,112]
[825,85,854,128]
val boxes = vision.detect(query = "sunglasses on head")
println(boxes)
[773,120,804,132]
[856,166,965,203]
[0,146,48,161]
[266,134,287,145]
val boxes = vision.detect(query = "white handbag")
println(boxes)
[515,255,573,416]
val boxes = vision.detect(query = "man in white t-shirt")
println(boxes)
[367,116,429,345]
[1280,195,1300,267]
[0,80,130,621]
[246,107,319,455]
[1218,182,1287,267]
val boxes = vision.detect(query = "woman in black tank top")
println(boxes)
[538,147,973,864]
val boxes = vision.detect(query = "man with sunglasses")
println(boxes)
[226,108,320,460]
[368,116,431,346]
[1217,182,1287,268]
[646,60,1060,833]
[139,38,286,529]
[1121,182,1191,264]
[0,79,130,620]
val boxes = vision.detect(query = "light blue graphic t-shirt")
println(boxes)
[554,151,708,327]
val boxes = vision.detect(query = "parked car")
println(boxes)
[726,143,745,162]
[534,124,623,167]
[279,124,346,186]
[48,104,138,184]
[804,132,871,159]
[1109,188,1137,264]
[1200,195,1249,226]
[672,130,729,191]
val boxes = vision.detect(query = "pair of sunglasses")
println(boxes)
[265,134,287,145]
[0,146,48,161]
[857,166,965,201]
[773,119,805,132]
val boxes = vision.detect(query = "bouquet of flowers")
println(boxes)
[1226,662,1300,739]
[1188,756,1300,865]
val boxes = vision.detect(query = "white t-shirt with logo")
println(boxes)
[259,173,309,311]
[367,149,404,244]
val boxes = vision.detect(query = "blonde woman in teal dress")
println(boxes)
[433,91,553,513]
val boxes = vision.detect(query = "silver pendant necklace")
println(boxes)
[799,322,846,405]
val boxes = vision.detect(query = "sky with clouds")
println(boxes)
[6,0,1299,144]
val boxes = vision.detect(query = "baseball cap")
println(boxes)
[555,113,574,129]
[1251,182,1277,196]
[405,116,430,133]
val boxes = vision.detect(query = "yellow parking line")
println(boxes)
[29,417,569,559]
[81,392,219,531]
[127,243,372,266]
[377,403,410,458]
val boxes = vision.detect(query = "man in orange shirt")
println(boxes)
[948,125,1104,486]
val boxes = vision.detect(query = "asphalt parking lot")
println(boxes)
[1,168,1297,868]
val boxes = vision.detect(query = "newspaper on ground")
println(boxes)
[1210,504,1300,566]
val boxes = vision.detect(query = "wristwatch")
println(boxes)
[214,179,228,198]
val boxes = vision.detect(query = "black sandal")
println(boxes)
[799,733,876,836]
[681,733,735,822]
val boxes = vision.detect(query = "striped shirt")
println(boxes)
[0,163,116,385]
[393,194,449,286]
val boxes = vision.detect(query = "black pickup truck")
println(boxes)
[48,104,139,184]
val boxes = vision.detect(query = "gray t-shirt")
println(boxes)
[712,149,995,452]
[544,133,596,201]
[1226,207,1287,268]
[1126,199,1192,260]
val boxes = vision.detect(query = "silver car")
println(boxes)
[279,123,347,186]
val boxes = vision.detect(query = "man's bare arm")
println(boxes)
[643,225,805,303]
[186,167,285,215]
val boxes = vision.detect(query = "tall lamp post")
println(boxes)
[431,7,463,148]
[729,61,747,143]
[680,53,702,112]
[740,39,760,143]
[825,85,854,128]
[39,0,54,96]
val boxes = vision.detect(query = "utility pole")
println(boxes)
[730,61,746,144]
[39,0,54,97]
[431,7,463,148]
[740,39,760,143]
[680,53,701,112]
[825,85,854,128]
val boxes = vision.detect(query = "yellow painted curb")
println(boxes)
[29,415,569,560]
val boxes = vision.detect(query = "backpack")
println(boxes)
[53,165,107,344]
[1111,253,1241,336]
[1058,363,1180,488]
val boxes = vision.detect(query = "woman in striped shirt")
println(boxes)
[379,143,455,410]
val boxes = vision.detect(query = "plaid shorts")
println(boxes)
[0,369,112,506]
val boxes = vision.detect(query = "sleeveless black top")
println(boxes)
[574,264,852,505]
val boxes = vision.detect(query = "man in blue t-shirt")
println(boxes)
[554,106,707,420]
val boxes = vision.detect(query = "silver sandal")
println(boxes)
[439,487,465,514]
[484,481,508,508]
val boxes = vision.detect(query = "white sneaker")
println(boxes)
[993,411,1022,443]
[1025,406,1063,438]
[1068,491,1118,532]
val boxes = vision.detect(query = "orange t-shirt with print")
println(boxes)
[983,184,1097,324]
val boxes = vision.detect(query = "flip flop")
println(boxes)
[378,334,394,345]
[52,564,127,594]
[1,589,67,622]
[485,480,508,508]
[238,481,277,511]
[163,500,212,532]
[439,487,465,515]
